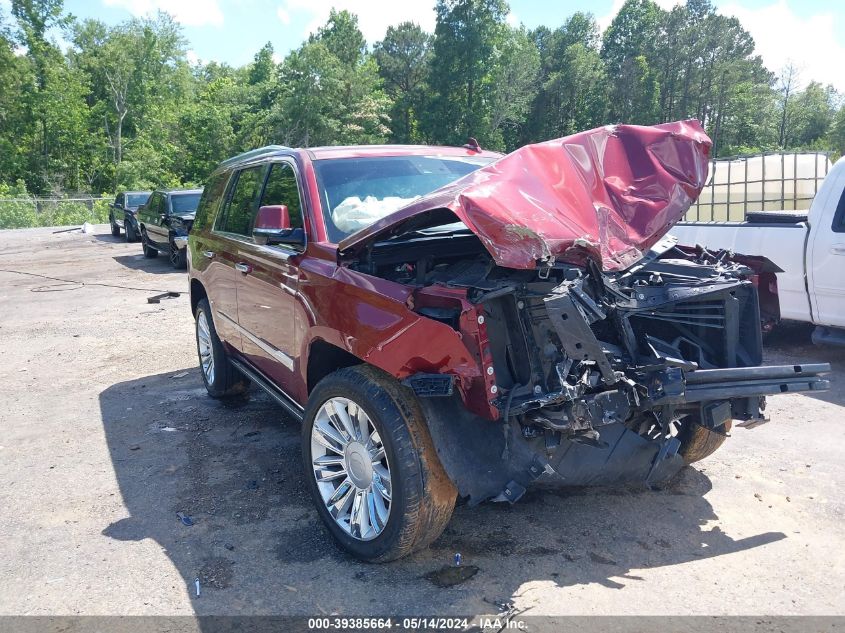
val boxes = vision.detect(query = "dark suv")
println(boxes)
[109,191,150,241]
[137,188,203,268]
[188,124,828,562]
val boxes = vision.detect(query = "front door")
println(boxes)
[235,161,305,396]
[808,170,845,328]
[146,193,169,246]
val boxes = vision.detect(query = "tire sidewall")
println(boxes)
[302,371,420,561]
[195,300,226,397]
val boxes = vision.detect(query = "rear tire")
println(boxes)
[141,229,158,258]
[302,365,456,562]
[679,419,732,464]
[195,298,249,398]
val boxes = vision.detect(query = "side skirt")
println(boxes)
[229,357,305,422]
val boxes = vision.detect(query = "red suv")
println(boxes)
[188,123,828,562]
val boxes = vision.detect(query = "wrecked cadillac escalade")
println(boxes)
[187,120,829,562]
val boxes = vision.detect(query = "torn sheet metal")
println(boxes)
[339,120,712,271]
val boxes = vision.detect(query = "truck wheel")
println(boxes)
[169,237,187,269]
[141,229,158,258]
[302,365,456,562]
[110,214,121,236]
[679,419,732,464]
[195,298,249,398]
[125,219,137,243]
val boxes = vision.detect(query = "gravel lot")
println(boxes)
[0,226,843,618]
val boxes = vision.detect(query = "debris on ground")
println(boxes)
[424,565,479,587]
[588,551,618,565]
[170,371,189,379]
[176,512,194,526]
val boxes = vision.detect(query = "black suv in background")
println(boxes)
[109,191,151,241]
[137,188,203,269]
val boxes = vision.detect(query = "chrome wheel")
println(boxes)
[311,397,391,541]
[197,309,215,384]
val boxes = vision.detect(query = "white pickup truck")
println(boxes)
[672,155,845,345]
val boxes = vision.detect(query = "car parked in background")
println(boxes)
[137,188,203,269]
[187,124,828,562]
[109,191,150,241]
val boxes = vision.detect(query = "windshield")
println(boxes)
[313,155,495,242]
[126,193,149,207]
[170,193,201,214]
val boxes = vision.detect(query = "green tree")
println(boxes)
[601,0,661,123]
[524,13,607,144]
[374,22,432,143]
[424,0,510,147]
[11,0,74,190]
[270,11,389,147]
[488,27,539,148]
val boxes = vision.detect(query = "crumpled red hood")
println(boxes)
[338,120,712,271]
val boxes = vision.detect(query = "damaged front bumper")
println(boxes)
[403,244,830,504]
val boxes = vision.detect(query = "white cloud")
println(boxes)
[277,0,437,44]
[103,0,225,27]
[276,6,291,25]
[717,0,845,91]
[186,49,201,65]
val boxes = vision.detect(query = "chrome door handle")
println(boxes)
[235,262,252,274]
[202,250,215,258]
[831,245,845,255]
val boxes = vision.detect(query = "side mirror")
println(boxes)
[114,202,123,210]
[253,205,304,246]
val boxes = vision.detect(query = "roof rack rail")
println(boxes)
[218,145,292,169]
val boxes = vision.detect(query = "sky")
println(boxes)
[10,0,845,91]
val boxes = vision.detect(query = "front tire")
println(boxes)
[195,298,249,398]
[110,214,121,236]
[141,229,158,258]
[125,218,137,243]
[679,419,732,464]
[302,365,456,562]
[169,237,187,269]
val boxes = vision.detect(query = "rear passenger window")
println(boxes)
[260,163,303,229]
[218,166,264,236]
[193,173,229,231]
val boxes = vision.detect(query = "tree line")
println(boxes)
[1,0,843,197]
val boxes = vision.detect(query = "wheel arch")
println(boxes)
[190,278,207,315]
[306,338,362,394]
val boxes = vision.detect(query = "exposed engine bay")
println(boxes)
[347,230,831,502]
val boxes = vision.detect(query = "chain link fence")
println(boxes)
[0,196,113,229]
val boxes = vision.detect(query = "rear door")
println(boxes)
[235,160,305,395]
[808,172,845,327]
[204,165,266,349]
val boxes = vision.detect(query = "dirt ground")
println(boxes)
[0,226,843,618]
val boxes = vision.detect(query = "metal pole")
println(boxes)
[727,158,732,221]
[744,157,748,219]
